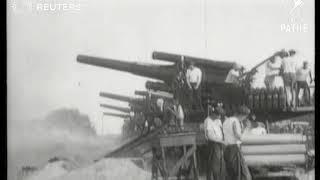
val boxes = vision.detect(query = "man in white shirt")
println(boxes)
[186,61,203,110]
[223,106,252,180]
[171,98,185,131]
[265,56,283,89]
[225,63,241,84]
[296,61,313,106]
[281,49,298,108]
[186,61,202,90]
[204,106,227,180]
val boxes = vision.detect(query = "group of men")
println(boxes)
[204,105,253,180]
[264,49,313,107]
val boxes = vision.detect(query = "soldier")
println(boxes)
[172,98,185,131]
[281,49,298,108]
[204,106,227,180]
[225,63,245,111]
[186,61,202,90]
[186,61,203,110]
[264,56,282,89]
[225,63,242,84]
[295,61,313,106]
[156,98,176,133]
[223,106,252,180]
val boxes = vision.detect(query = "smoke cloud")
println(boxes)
[8,108,122,180]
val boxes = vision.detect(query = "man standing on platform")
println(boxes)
[223,106,252,180]
[225,63,242,84]
[204,106,227,180]
[295,61,313,106]
[186,61,203,110]
[281,49,298,108]
[264,56,283,89]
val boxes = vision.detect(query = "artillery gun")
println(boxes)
[78,50,314,179]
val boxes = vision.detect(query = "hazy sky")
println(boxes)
[7,0,314,134]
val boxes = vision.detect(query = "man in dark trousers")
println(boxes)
[204,106,227,180]
[186,61,203,110]
[223,106,252,180]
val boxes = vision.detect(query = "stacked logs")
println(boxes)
[247,88,286,112]
[241,134,307,167]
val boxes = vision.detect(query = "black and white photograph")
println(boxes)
[7,0,315,179]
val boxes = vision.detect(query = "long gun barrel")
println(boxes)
[152,51,235,71]
[77,55,176,82]
[240,49,289,78]
[99,92,145,104]
[100,104,131,113]
[134,90,173,99]
[103,112,131,119]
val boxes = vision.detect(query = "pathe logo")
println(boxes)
[280,0,308,33]
[289,0,304,22]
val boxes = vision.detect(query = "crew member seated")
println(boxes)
[156,98,177,133]
[186,61,203,110]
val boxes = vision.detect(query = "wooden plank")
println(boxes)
[160,133,197,147]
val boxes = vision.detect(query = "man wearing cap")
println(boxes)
[223,106,252,180]
[204,106,227,180]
